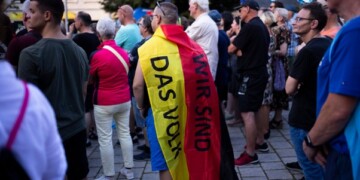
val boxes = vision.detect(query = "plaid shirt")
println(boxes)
[286,21,299,57]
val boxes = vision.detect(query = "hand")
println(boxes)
[314,146,328,167]
[302,140,317,161]
[69,23,75,33]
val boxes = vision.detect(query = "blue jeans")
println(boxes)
[131,97,146,128]
[290,126,324,180]
[324,148,353,180]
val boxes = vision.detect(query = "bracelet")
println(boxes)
[136,105,144,110]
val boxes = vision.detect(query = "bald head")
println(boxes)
[119,5,133,17]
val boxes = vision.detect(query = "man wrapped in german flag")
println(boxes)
[133,2,238,180]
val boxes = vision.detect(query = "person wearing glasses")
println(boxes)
[133,2,237,180]
[129,15,154,161]
[303,0,360,179]
[285,2,331,179]
[186,0,219,81]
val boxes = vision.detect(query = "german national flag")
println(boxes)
[138,24,238,180]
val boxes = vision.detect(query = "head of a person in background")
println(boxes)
[188,0,209,19]
[292,2,327,36]
[27,0,64,33]
[117,4,134,25]
[221,11,233,32]
[238,0,260,23]
[74,11,92,32]
[208,9,222,29]
[274,8,288,25]
[230,16,241,35]
[179,16,189,30]
[259,10,276,28]
[96,17,115,42]
[285,5,298,20]
[21,0,31,29]
[269,1,284,13]
[151,2,178,32]
[138,15,154,38]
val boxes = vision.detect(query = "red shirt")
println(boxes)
[90,40,130,105]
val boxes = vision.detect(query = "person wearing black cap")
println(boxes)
[228,0,270,166]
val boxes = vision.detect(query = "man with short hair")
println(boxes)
[228,0,270,166]
[318,0,341,39]
[186,0,219,80]
[285,2,331,179]
[18,0,89,179]
[67,11,100,147]
[303,0,360,179]
[115,4,142,52]
[5,0,41,72]
[133,2,237,180]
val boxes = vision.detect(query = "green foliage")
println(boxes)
[100,0,239,15]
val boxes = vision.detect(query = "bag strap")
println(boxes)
[103,45,129,74]
[6,81,29,149]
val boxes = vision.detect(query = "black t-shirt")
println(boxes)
[233,17,270,72]
[288,37,332,131]
[73,32,100,59]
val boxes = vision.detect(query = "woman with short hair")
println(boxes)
[90,17,134,180]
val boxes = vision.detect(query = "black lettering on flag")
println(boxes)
[195,139,211,151]
[164,106,179,119]
[151,56,169,71]
[195,123,211,136]
[193,54,208,75]
[159,89,176,101]
[155,74,173,89]
[196,86,211,99]
[195,106,212,116]
[172,142,182,159]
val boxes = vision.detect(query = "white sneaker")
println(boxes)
[120,167,134,179]
[95,175,113,180]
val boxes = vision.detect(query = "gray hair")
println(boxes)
[96,17,115,39]
[275,8,288,21]
[190,0,209,12]
[260,10,276,27]
[21,0,30,13]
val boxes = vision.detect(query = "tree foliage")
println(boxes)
[100,0,239,16]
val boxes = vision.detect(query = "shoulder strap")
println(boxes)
[103,45,129,74]
[6,81,29,149]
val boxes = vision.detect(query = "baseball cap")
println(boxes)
[208,10,222,25]
[236,0,260,11]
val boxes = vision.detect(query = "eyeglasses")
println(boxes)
[294,17,315,23]
[269,5,275,8]
[156,1,166,16]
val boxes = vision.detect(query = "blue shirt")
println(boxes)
[317,16,360,154]
[114,23,142,52]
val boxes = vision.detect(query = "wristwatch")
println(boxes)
[304,135,318,148]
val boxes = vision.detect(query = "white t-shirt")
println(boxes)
[186,13,219,80]
[0,61,67,180]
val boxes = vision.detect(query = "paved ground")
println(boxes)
[86,109,304,180]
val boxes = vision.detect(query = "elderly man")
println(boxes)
[186,0,219,80]
[133,2,237,180]
[302,0,360,179]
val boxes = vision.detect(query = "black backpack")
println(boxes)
[0,81,30,180]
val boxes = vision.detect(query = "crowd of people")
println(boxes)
[1,0,359,179]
